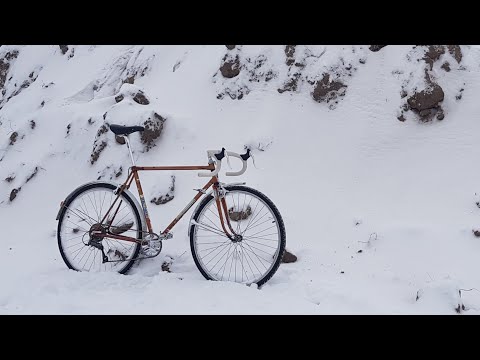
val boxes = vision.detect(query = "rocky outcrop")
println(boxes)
[141,112,166,152]
[220,55,241,79]
[150,175,175,205]
[90,125,109,165]
[396,45,463,123]
[115,84,150,105]
[312,73,347,104]
[59,45,69,55]
[369,45,387,52]
[407,81,445,121]
[0,50,19,91]
[282,250,298,263]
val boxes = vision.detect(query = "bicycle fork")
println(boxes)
[212,183,243,242]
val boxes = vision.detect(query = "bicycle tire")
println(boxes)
[189,185,286,286]
[57,182,142,274]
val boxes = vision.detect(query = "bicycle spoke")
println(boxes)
[66,207,95,226]
[242,241,274,256]
[87,192,100,222]
[245,225,277,238]
[242,234,279,241]
[239,242,262,276]
[196,222,230,238]
[243,212,272,234]
[242,242,271,268]
[242,205,268,235]
[209,243,234,272]
[202,241,231,263]
[220,246,235,280]
[241,199,261,236]
[242,238,278,250]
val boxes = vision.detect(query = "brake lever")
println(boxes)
[241,148,261,170]
[251,152,259,169]
[225,151,232,169]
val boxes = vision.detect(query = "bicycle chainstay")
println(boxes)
[98,229,172,263]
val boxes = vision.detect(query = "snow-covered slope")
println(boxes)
[2,45,480,314]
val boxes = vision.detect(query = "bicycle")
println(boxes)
[55,124,286,286]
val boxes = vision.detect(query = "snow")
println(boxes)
[1,45,480,314]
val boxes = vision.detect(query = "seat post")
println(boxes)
[123,136,136,166]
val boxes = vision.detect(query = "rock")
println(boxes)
[90,125,109,164]
[115,135,126,145]
[423,45,445,70]
[473,230,480,237]
[282,250,297,263]
[123,76,135,84]
[151,193,174,205]
[407,83,444,112]
[30,120,36,129]
[456,88,464,101]
[151,175,175,205]
[115,84,150,105]
[441,62,451,72]
[133,91,149,105]
[0,50,19,90]
[90,141,107,165]
[436,109,445,120]
[311,73,347,103]
[59,45,69,55]
[285,45,296,66]
[419,109,432,118]
[369,45,387,52]
[4,174,15,183]
[397,114,406,122]
[66,123,71,136]
[9,131,18,145]
[97,125,109,137]
[225,45,236,50]
[220,55,241,78]
[115,166,123,178]
[447,45,462,63]
[26,167,39,183]
[278,73,300,94]
[228,205,252,221]
[141,112,166,151]
[9,188,20,202]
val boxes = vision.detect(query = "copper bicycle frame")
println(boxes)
[95,164,239,245]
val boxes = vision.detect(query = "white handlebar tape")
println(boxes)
[225,152,247,176]
[198,159,222,177]
[197,149,248,177]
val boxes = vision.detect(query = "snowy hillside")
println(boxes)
[2,45,480,314]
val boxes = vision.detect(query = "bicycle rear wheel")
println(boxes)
[57,183,142,274]
[190,185,286,286]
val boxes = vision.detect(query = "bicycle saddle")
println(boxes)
[109,124,145,136]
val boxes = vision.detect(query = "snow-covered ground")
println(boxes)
[1,45,480,314]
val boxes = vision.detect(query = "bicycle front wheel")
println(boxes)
[190,186,286,286]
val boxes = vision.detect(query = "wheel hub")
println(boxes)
[232,234,243,243]
[89,223,106,241]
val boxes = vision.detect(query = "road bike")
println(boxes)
[56,124,286,286]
